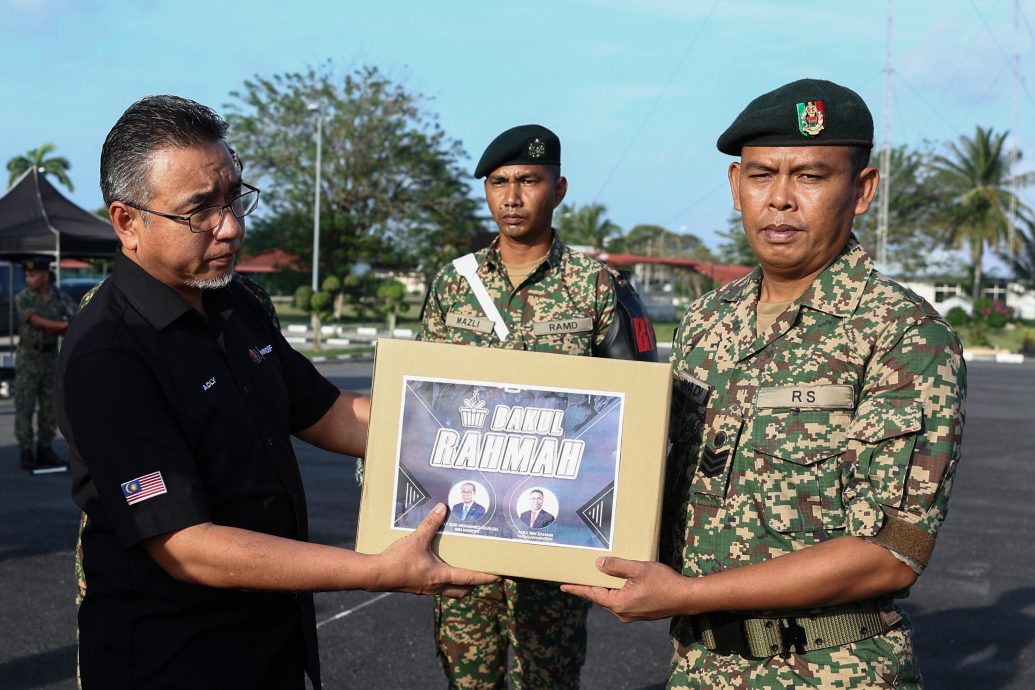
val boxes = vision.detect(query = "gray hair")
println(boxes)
[100,95,229,207]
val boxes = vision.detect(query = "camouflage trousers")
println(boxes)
[15,350,57,450]
[667,615,921,689]
[434,578,590,689]
[75,512,87,690]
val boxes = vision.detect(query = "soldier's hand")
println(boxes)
[374,503,498,598]
[560,557,690,623]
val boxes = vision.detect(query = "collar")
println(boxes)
[111,250,233,331]
[797,236,871,317]
[718,235,871,318]
[480,231,565,274]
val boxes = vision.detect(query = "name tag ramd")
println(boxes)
[532,318,593,336]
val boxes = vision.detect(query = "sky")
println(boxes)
[3,0,1034,262]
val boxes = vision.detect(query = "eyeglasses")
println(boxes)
[124,183,261,233]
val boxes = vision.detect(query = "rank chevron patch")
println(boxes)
[699,447,730,478]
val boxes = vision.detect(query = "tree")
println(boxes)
[375,279,409,331]
[715,212,757,266]
[6,143,74,191]
[556,203,622,250]
[931,126,1034,304]
[853,144,949,274]
[1000,211,1035,288]
[621,224,714,260]
[225,63,482,283]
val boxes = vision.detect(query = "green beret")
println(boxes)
[474,124,560,178]
[22,256,52,272]
[717,78,873,155]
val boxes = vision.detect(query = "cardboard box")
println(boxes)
[356,339,672,587]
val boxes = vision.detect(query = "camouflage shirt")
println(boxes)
[16,285,73,351]
[665,237,966,645]
[420,233,617,354]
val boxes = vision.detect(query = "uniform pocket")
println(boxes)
[848,399,924,510]
[532,331,593,356]
[751,409,850,532]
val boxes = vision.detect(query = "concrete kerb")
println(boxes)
[288,331,1029,366]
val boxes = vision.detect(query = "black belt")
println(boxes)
[692,601,891,658]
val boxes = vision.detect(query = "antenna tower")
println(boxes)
[877,0,893,266]
[1008,0,1019,254]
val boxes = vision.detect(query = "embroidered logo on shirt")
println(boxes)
[248,344,274,364]
[121,471,167,505]
[202,377,216,391]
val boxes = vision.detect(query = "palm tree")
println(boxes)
[6,143,75,191]
[1000,211,1035,288]
[556,202,621,250]
[931,126,1033,304]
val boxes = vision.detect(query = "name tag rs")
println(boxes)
[756,384,855,409]
[532,318,593,336]
[446,312,494,334]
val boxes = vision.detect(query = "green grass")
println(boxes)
[651,322,681,343]
[956,324,1035,351]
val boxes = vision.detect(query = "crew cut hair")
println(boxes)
[850,146,872,175]
[100,95,229,207]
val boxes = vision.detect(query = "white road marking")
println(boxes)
[316,592,393,628]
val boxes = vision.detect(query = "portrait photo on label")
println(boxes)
[390,376,624,550]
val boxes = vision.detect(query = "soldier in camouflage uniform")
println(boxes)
[15,257,74,470]
[563,80,966,689]
[421,125,632,689]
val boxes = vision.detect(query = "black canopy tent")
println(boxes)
[0,169,117,370]
[0,167,117,260]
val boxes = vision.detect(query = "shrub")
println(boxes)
[973,298,1015,329]
[970,322,992,347]
[293,285,313,310]
[1021,329,1035,356]
[322,275,341,293]
[945,307,970,327]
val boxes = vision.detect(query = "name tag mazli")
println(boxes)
[532,318,593,336]
[447,312,494,334]
[756,384,855,409]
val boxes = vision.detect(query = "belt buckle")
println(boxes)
[708,614,751,657]
[779,617,807,658]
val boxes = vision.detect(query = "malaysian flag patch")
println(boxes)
[121,471,167,505]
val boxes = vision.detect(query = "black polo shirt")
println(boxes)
[58,251,339,690]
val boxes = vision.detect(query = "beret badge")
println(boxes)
[796,100,825,137]
[527,137,546,159]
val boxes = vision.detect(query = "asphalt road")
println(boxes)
[1,358,1033,689]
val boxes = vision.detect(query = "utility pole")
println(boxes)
[1008,0,1019,255]
[308,102,323,349]
[876,0,893,267]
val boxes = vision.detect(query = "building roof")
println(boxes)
[235,249,303,273]
[593,252,754,285]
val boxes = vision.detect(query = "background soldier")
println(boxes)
[15,256,73,471]
[564,79,966,689]
[420,124,655,688]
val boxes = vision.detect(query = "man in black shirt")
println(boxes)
[57,95,494,690]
